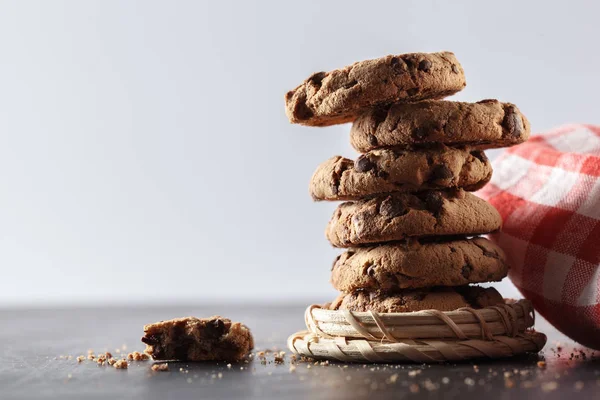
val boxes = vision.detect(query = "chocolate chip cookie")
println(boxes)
[309,146,492,201]
[330,237,508,292]
[141,316,253,362]
[350,99,530,152]
[285,52,466,126]
[326,190,501,247]
[328,286,504,313]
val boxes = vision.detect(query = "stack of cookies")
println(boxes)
[285,51,530,316]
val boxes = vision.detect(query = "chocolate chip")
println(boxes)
[390,56,404,72]
[355,155,375,173]
[343,79,358,89]
[307,71,326,86]
[366,265,376,277]
[151,344,164,359]
[404,58,414,68]
[449,247,457,253]
[502,105,524,138]
[205,318,226,339]
[368,134,378,146]
[423,192,445,215]
[461,263,473,279]
[418,59,432,72]
[431,164,453,181]
[376,170,389,179]
[477,99,498,104]
[412,126,429,140]
[451,64,459,74]
[407,88,419,96]
[141,334,159,345]
[170,324,195,360]
[380,196,408,218]
[389,148,405,158]
[470,150,488,163]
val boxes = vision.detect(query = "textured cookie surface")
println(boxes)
[328,286,504,313]
[141,316,253,362]
[285,52,466,126]
[309,146,492,201]
[326,190,501,247]
[350,99,530,152]
[330,237,508,292]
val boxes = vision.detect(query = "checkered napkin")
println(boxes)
[479,124,600,350]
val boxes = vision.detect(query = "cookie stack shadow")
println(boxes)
[284,51,546,362]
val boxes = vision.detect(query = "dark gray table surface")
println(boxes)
[1,303,598,400]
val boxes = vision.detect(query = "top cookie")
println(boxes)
[350,99,531,152]
[285,52,466,127]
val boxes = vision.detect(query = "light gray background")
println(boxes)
[1,0,598,306]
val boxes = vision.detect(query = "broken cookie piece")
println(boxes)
[141,316,253,362]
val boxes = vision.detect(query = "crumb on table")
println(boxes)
[151,363,169,372]
[113,359,128,369]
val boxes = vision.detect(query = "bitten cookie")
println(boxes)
[350,99,530,152]
[309,146,492,201]
[141,316,253,362]
[285,52,466,126]
[326,190,501,247]
[330,237,508,292]
[328,286,504,313]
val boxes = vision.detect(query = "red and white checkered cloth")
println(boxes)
[479,124,600,350]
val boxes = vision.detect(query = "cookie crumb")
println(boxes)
[107,358,117,366]
[105,352,112,359]
[87,354,95,360]
[76,356,85,363]
[388,373,398,384]
[128,351,144,361]
[537,361,546,369]
[409,383,420,393]
[289,365,296,373]
[151,363,169,372]
[113,359,128,369]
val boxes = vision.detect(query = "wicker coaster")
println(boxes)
[287,299,547,363]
